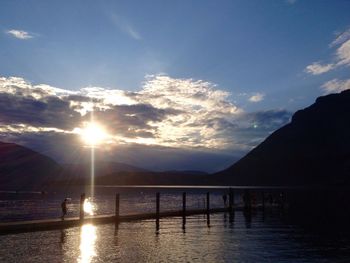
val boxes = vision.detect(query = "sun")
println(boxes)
[80,122,107,147]
[83,198,95,215]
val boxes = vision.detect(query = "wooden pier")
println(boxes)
[0,208,232,235]
[0,188,286,235]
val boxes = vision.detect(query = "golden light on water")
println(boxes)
[83,198,96,216]
[78,224,97,263]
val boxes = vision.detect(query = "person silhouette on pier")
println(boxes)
[222,194,228,207]
[61,198,68,220]
[243,190,251,210]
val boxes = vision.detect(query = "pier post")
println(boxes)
[262,191,265,211]
[156,192,160,231]
[182,192,186,228]
[79,193,86,221]
[115,193,120,223]
[229,188,234,223]
[229,188,234,212]
[279,192,285,210]
[206,192,210,226]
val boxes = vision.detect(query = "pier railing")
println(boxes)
[0,186,291,235]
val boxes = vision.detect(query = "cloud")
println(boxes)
[0,75,291,171]
[286,0,297,5]
[6,29,33,39]
[248,93,265,102]
[244,110,291,130]
[0,75,242,149]
[0,93,80,129]
[92,103,180,138]
[232,109,292,147]
[110,14,142,40]
[336,38,350,67]
[124,26,141,40]
[305,62,335,75]
[305,28,350,75]
[321,78,350,94]
[330,28,350,47]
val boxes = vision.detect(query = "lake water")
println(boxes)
[0,186,242,222]
[1,212,350,262]
[1,187,350,262]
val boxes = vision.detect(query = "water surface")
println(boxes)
[1,212,349,262]
[0,187,233,222]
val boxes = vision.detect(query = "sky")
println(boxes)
[0,0,350,172]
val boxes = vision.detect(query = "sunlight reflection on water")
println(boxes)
[78,224,97,263]
[1,213,350,262]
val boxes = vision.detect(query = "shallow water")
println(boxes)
[1,212,350,262]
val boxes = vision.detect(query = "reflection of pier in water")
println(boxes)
[0,187,289,235]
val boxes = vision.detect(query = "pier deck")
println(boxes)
[0,207,236,235]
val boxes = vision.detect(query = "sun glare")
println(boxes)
[83,198,95,215]
[80,122,107,147]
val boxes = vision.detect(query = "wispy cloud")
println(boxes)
[110,14,142,40]
[305,62,335,75]
[286,0,297,5]
[321,78,350,94]
[124,25,141,40]
[248,93,265,102]
[6,29,33,40]
[336,38,350,67]
[305,27,350,75]
[330,28,350,47]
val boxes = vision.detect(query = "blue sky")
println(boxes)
[0,1,350,171]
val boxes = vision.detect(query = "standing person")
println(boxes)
[222,194,228,207]
[268,194,273,205]
[61,198,68,220]
[243,190,251,210]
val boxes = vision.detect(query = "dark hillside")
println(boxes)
[0,142,62,190]
[217,90,350,186]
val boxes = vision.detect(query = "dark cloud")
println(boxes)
[0,92,81,129]
[244,109,291,130]
[0,75,293,171]
[91,104,181,138]
[64,94,98,102]
[202,117,238,130]
[233,110,292,147]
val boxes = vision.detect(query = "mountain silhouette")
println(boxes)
[217,90,350,186]
[0,142,154,189]
[0,140,211,188]
[0,142,62,190]
[62,162,149,177]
